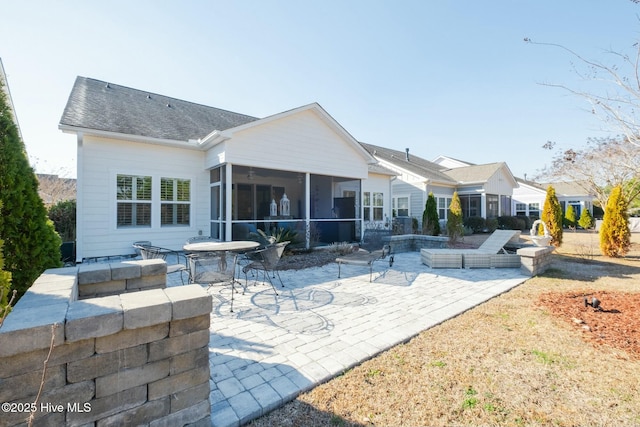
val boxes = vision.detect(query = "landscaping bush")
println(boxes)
[600,185,630,257]
[422,193,440,236]
[498,216,526,230]
[447,192,464,244]
[542,185,563,246]
[485,218,498,233]
[463,216,485,233]
[48,199,76,241]
[516,215,533,230]
[0,78,61,298]
[578,208,595,230]
[564,204,577,229]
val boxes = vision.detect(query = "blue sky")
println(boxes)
[2,1,639,179]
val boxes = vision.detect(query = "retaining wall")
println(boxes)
[0,260,212,427]
[385,234,449,253]
[517,246,555,276]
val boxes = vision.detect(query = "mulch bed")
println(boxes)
[538,291,640,360]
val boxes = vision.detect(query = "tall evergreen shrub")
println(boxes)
[564,204,576,229]
[541,185,563,246]
[600,185,630,257]
[447,191,464,244]
[0,203,12,309]
[578,208,595,230]
[422,192,440,236]
[0,78,61,297]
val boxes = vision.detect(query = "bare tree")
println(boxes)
[525,36,640,147]
[537,136,640,209]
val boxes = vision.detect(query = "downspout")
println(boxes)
[76,133,84,263]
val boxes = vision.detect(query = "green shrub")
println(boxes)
[485,218,498,232]
[578,208,595,230]
[564,204,577,229]
[498,216,526,230]
[0,78,61,298]
[600,185,630,257]
[48,199,76,241]
[422,192,440,236]
[463,216,485,233]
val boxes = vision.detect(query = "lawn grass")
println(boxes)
[248,231,640,427]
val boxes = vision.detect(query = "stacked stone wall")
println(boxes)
[0,260,211,427]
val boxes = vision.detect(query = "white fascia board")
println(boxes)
[195,130,231,149]
[58,125,201,150]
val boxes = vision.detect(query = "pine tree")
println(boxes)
[564,204,577,230]
[578,208,595,230]
[447,191,464,244]
[541,185,563,246]
[600,185,630,257]
[0,77,61,298]
[422,192,440,236]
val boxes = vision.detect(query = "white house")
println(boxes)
[59,77,394,261]
[362,145,518,227]
[512,178,596,220]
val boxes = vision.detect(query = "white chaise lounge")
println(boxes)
[420,229,521,269]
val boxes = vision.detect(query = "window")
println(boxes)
[486,194,499,218]
[365,192,385,221]
[515,203,527,216]
[117,175,151,227]
[161,178,191,226]
[459,194,481,218]
[528,203,540,218]
[438,197,452,220]
[500,195,512,216]
[393,196,409,217]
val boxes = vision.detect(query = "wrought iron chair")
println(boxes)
[132,243,189,285]
[186,250,240,312]
[241,241,289,295]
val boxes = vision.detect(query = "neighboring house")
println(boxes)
[59,77,393,261]
[512,178,596,220]
[362,145,518,227]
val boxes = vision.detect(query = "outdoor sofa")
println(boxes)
[420,229,521,269]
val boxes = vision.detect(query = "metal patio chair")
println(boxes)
[132,243,189,285]
[241,241,289,295]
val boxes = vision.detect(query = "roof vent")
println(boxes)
[105,83,110,89]
[166,103,171,108]
[147,94,151,99]
[405,148,410,161]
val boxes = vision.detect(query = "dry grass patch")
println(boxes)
[249,231,640,427]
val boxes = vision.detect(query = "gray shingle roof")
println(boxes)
[360,143,456,184]
[442,162,506,183]
[59,77,258,141]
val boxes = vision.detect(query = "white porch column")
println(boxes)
[225,164,233,241]
[481,193,487,218]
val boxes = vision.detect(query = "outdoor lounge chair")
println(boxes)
[336,244,394,282]
[132,243,189,284]
[420,229,520,269]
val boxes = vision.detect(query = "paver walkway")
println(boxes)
[169,251,528,427]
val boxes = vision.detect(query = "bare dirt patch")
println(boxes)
[539,290,640,360]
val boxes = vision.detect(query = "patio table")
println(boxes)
[183,240,260,280]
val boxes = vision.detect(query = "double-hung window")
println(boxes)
[117,175,152,227]
[364,192,385,221]
[161,177,191,226]
[393,196,409,217]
